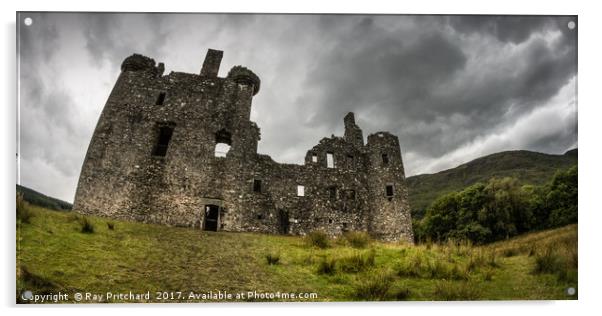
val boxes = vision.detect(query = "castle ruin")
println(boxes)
[73,49,414,242]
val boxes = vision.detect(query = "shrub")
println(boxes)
[425,259,450,279]
[107,222,115,230]
[265,252,280,265]
[343,231,372,248]
[433,281,480,300]
[450,264,470,281]
[339,250,376,273]
[316,257,337,275]
[397,253,425,278]
[353,272,394,301]
[487,251,500,268]
[391,286,411,300]
[306,231,330,249]
[16,193,34,224]
[533,247,563,275]
[502,248,518,257]
[80,217,95,234]
[483,268,494,281]
[523,235,578,283]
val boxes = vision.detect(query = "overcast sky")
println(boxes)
[17,13,577,203]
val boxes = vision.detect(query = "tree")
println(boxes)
[546,166,578,227]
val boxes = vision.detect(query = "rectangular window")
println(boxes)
[385,185,394,197]
[297,185,305,197]
[152,126,174,157]
[347,154,354,166]
[156,92,166,105]
[311,153,318,163]
[253,179,262,193]
[382,153,389,165]
[326,152,334,168]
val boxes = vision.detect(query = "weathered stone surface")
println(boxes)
[73,49,414,243]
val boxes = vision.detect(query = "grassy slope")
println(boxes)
[16,184,72,211]
[17,207,577,302]
[406,149,577,219]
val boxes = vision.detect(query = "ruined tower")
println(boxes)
[73,49,413,243]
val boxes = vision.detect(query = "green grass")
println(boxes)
[16,207,577,303]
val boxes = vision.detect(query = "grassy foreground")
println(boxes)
[16,205,577,303]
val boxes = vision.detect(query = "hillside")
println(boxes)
[16,184,72,211]
[17,206,577,302]
[407,149,577,219]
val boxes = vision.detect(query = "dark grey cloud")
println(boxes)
[448,15,576,44]
[17,13,577,202]
[294,15,576,162]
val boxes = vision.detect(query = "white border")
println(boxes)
[2,1,600,315]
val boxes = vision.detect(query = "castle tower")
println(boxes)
[365,132,414,243]
[344,112,364,148]
[73,49,262,229]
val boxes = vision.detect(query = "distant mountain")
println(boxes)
[407,149,578,219]
[16,185,72,211]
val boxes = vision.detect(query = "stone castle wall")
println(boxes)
[73,49,414,243]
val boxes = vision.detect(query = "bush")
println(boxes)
[502,248,518,257]
[397,253,425,278]
[16,193,34,224]
[316,257,337,275]
[343,231,372,248]
[353,272,394,301]
[416,166,578,244]
[482,268,494,281]
[533,247,564,275]
[487,251,500,268]
[433,281,480,300]
[338,250,376,273]
[531,239,577,283]
[306,231,330,249]
[80,217,95,234]
[265,252,280,265]
[391,286,411,300]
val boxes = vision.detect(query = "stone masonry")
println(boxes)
[73,49,414,242]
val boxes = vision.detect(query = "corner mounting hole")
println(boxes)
[566,287,576,296]
[568,21,575,30]
[24,17,33,26]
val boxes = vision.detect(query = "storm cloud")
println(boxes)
[17,13,577,202]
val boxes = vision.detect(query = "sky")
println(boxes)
[17,13,578,203]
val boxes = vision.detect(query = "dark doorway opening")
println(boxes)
[253,179,262,193]
[203,205,220,231]
[152,125,174,157]
[156,92,166,105]
[278,209,290,235]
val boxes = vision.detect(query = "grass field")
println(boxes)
[16,204,578,303]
